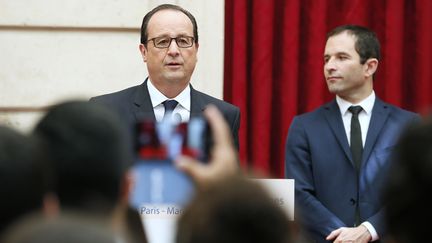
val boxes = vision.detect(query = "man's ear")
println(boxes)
[119,170,134,205]
[364,58,378,78]
[139,44,147,62]
[195,42,199,63]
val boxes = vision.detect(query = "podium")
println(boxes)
[132,178,294,243]
[252,178,295,220]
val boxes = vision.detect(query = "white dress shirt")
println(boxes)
[147,79,191,122]
[336,91,375,147]
[336,91,379,241]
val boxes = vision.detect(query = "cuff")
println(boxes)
[361,221,379,241]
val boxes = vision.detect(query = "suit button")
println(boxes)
[350,198,356,205]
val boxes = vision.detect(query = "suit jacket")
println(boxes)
[285,98,418,243]
[90,79,240,148]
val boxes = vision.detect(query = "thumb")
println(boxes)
[175,155,206,183]
[326,228,342,240]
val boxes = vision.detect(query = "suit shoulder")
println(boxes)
[292,103,330,121]
[389,104,417,116]
[90,85,141,104]
[193,89,239,112]
[385,103,420,123]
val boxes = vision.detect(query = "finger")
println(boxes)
[204,105,234,147]
[175,155,206,181]
[326,228,342,240]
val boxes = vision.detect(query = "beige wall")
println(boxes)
[0,0,224,132]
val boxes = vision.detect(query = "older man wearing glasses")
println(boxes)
[91,4,240,148]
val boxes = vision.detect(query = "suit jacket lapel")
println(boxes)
[324,100,353,165]
[190,86,206,118]
[362,98,390,165]
[133,78,156,121]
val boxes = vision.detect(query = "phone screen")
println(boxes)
[129,159,193,208]
[129,117,207,209]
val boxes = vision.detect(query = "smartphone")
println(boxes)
[129,117,208,209]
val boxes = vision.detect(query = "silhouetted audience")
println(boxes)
[32,101,145,243]
[176,176,295,243]
[2,213,118,243]
[1,101,252,243]
[0,126,46,233]
[126,206,148,243]
[384,117,430,243]
[33,101,132,212]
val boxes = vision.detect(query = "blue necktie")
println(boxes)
[162,100,178,121]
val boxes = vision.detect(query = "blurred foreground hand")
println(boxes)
[175,105,238,188]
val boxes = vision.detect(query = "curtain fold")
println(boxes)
[224,0,432,177]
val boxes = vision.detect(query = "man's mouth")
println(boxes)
[167,62,181,66]
[327,76,341,82]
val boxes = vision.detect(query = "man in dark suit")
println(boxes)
[285,25,418,243]
[90,4,240,148]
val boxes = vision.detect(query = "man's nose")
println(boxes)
[167,39,180,56]
[325,58,336,72]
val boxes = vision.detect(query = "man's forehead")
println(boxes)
[327,31,357,44]
[148,9,192,27]
[325,33,356,51]
[147,9,193,37]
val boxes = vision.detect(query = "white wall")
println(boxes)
[0,0,225,132]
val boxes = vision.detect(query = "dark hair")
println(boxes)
[2,213,118,243]
[0,127,46,232]
[140,4,198,46]
[33,101,132,211]
[176,176,293,243]
[125,206,148,243]
[383,117,432,243]
[327,25,380,64]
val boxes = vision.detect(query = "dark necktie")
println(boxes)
[348,105,363,226]
[349,105,363,170]
[162,100,178,121]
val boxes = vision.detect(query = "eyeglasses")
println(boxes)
[147,36,195,49]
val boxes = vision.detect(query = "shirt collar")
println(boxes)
[336,91,375,116]
[147,78,191,111]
